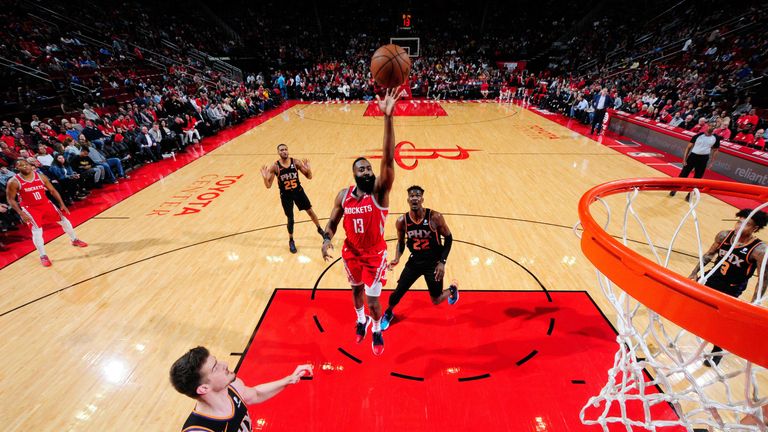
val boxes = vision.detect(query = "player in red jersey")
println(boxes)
[6,159,88,266]
[321,88,400,355]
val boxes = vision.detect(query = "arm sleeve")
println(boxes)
[440,235,453,262]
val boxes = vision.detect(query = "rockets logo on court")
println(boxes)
[367,141,480,170]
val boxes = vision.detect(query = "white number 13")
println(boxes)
[353,218,364,234]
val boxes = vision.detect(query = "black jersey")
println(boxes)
[181,386,252,432]
[706,230,763,292]
[405,208,442,263]
[276,158,302,194]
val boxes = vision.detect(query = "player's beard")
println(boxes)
[355,174,375,194]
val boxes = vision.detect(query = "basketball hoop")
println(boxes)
[576,178,768,431]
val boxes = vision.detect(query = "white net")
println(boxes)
[576,187,768,431]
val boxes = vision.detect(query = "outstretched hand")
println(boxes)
[375,87,401,117]
[260,165,271,179]
[286,364,313,384]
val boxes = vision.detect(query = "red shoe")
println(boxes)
[372,331,384,356]
[355,316,372,343]
[71,239,88,247]
[40,255,52,267]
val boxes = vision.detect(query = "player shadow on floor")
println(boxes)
[389,324,615,379]
[50,237,175,261]
[389,295,557,330]
[503,305,561,320]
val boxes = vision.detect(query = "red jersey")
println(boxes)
[15,172,48,207]
[342,186,388,252]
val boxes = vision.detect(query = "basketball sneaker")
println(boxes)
[448,280,460,305]
[289,239,297,254]
[40,255,52,267]
[372,331,384,356]
[355,316,371,343]
[71,239,88,247]
[381,310,394,331]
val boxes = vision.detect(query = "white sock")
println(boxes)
[372,318,381,333]
[31,227,46,257]
[58,217,78,241]
[355,307,365,324]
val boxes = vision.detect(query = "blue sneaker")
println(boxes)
[448,281,459,305]
[381,310,394,331]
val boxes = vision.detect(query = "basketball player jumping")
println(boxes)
[260,144,324,253]
[170,346,312,432]
[688,208,767,366]
[6,159,88,266]
[321,87,400,355]
[381,185,458,330]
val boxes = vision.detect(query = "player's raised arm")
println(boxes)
[260,164,276,188]
[321,188,346,261]
[374,87,400,207]
[230,364,312,405]
[296,158,313,179]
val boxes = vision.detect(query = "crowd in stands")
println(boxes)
[1,0,767,248]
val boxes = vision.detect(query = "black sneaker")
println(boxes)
[289,239,297,254]
[669,191,677,197]
[355,316,372,343]
[372,331,384,355]
[684,193,691,202]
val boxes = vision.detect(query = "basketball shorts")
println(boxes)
[705,279,748,298]
[280,188,312,213]
[21,202,63,228]
[397,259,444,299]
[341,245,388,296]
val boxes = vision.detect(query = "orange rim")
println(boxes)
[578,178,768,367]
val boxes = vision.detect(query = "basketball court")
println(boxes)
[0,101,762,430]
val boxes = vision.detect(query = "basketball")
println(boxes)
[370,44,411,88]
